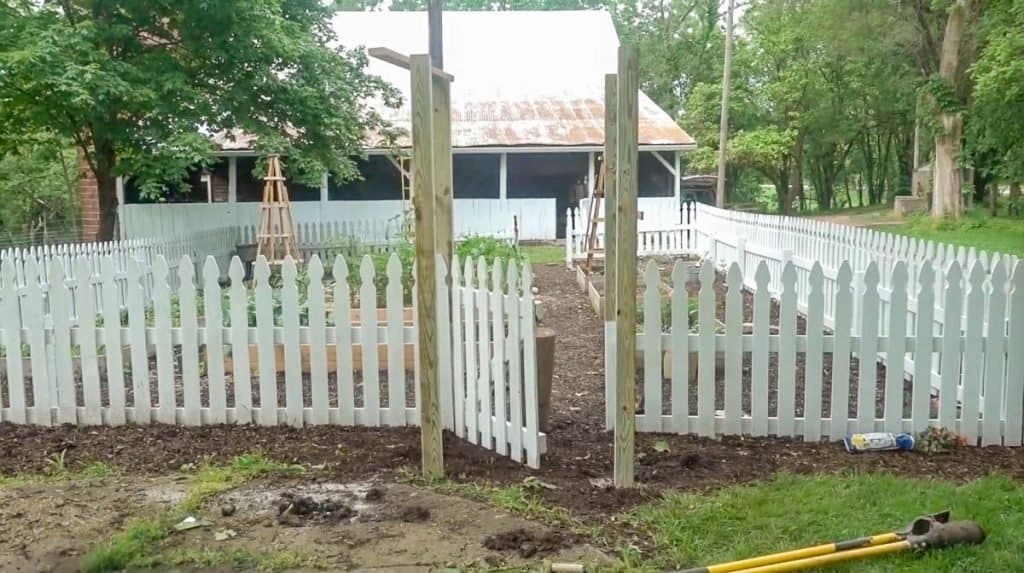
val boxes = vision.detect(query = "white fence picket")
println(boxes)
[451,257,466,439]
[939,262,964,430]
[696,261,715,437]
[476,256,493,449]
[961,262,986,444]
[751,262,771,437]
[642,260,662,432]
[521,263,540,469]
[982,261,1007,445]
[386,254,406,427]
[178,257,201,426]
[856,263,880,430]
[307,256,329,426]
[724,263,743,436]
[1005,262,1024,446]
[254,257,277,426]
[74,257,101,426]
[101,257,127,425]
[804,263,825,442]
[359,256,380,426]
[281,258,303,427]
[670,261,689,434]
[911,263,935,433]
[2,259,27,424]
[49,260,76,425]
[334,256,355,426]
[883,262,908,432]
[506,261,523,462]
[491,258,508,454]
[204,257,227,425]
[229,258,252,424]
[463,257,479,444]
[437,255,454,432]
[777,262,797,437]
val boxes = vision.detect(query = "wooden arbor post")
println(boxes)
[369,46,454,479]
[613,45,640,488]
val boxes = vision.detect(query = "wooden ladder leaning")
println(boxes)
[583,161,606,272]
[256,155,301,265]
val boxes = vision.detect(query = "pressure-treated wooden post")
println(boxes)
[603,72,618,431]
[614,45,639,488]
[432,77,454,270]
[411,54,444,479]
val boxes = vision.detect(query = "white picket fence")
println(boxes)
[565,200,701,265]
[0,228,238,320]
[618,258,1023,446]
[0,253,543,467]
[693,204,1018,390]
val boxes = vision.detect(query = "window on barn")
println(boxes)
[329,155,402,200]
[638,152,674,197]
[453,154,499,198]
[236,157,320,202]
[123,159,229,204]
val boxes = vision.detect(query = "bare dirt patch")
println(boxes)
[165,480,607,570]
[0,476,188,573]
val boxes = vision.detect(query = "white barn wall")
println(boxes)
[121,198,556,242]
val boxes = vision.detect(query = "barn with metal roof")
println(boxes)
[119,10,696,241]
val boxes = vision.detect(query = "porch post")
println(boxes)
[228,157,238,203]
[320,172,329,204]
[115,176,125,239]
[499,152,508,203]
[673,150,681,206]
[587,151,596,198]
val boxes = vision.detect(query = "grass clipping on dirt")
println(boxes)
[82,453,304,573]
[628,473,1023,572]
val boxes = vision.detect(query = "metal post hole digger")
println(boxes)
[676,511,985,573]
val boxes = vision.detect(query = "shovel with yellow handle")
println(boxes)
[674,511,985,573]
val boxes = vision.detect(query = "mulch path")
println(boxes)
[2,262,1023,522]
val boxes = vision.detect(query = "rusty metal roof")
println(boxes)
[217,11,695,151]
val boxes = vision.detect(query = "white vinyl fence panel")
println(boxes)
[624,258,1023,446]
[0,252,544,466]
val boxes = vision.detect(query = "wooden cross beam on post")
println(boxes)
[369,40,454,479]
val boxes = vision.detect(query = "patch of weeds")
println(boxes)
[81,517,167,573]
[180,452,304,514]
[915,427,967,454]
[45,448,69,477]
[139,547,321,572]
[80,461,115,478]
[0,474,30,488]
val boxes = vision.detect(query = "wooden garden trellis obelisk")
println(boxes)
[256,155,301,264]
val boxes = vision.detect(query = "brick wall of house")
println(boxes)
[79,159,101,242]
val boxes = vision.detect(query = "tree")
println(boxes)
[930,0,970,218]
[967,0,1024,201]
[0,1,398,240]
[0,134,79,245]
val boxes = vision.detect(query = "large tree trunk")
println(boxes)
[932,0,967,218]
[94,141,120,241]
[791,138,805,211]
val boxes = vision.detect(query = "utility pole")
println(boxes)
[715,0,734,209]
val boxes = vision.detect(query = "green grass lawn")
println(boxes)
[520,243,565,265]
[628,473,1023,572]
[809,206,1024,257]
[882,210,1024,258]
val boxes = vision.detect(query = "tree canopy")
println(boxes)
[0,0,399,239]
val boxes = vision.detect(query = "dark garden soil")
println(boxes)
[2,262,1023,525]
